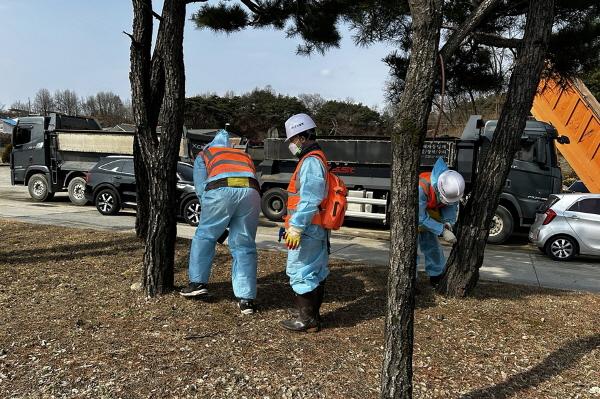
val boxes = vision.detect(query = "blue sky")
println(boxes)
[1,0,395,111]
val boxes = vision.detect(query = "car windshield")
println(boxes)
[177,163,194,182]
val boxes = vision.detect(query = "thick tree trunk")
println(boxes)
[438,0,555,297]
[133,137,150,240]
[380,1,442,398]
[130,0,187,296]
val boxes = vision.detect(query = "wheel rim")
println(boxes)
[33,180,46,197]
[550,239,573,259]
[186,202,201,224]
[489,215,503,236]
[72,182,85,200]
[270,198,284,213]
[98,193,114,213]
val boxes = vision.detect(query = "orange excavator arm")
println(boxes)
[532,78,600,193]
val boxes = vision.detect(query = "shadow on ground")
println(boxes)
[460,334,600,399]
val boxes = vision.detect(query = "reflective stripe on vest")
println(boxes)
[284,150,327,228]
[200,147,256,178]
[418,172,443,210]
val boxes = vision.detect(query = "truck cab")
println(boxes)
[10,114,102,203]
[10,116,48,187]
[472,119,563,243]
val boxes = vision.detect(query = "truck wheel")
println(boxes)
[95,188,121,215]
[183,197,201,226]
[67,177,88,206]
[28,174,54,202]
[261,187,288,222]
[487,205,513,244]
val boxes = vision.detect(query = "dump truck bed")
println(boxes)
[55,129,190,159]
[532,78,600,193]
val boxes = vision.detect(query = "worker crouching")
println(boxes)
[418,157,465,287]
[180,130,261,315]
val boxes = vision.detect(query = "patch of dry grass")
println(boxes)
[0,220,598,398]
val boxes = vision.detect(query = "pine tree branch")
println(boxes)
[186,0,209,3]
[152,11,163,22]
[239,0,261,14]
[472,32,522,49]
[122,31,137,45]
[440,0,500,60]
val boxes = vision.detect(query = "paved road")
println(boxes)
[1,165,599,293]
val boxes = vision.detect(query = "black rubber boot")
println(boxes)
[287,280,325,322]
[280,289,320,333]
[429,275,442,288]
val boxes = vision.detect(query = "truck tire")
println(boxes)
[261,187,288,222]
[487,205,513,244]
[67,177,88,206]
[95,188,121,215]
[28,174,54,202]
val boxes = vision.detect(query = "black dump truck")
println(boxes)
[257,116,567,244]
[9,113,226,205]
[10,114,113,205]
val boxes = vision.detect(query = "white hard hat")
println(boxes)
[437,170,465,204]
[284,113,316,141]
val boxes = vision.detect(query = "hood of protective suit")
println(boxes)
[203,129,231,150]
[430,157,449,188]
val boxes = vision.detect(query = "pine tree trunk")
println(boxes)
[437,0,555,298]
[133,137,150,240]
[381,1,442,398]
[130,0,186,296]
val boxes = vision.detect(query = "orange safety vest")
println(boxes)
[284,150,328,229]
[418,172,444,210]
[200,147,256,178]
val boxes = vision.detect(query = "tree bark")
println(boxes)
[438,0,555,297]
[133,137,150,240]
[380,1,442,398]
[439,0,499,61]
[130,0,187,296]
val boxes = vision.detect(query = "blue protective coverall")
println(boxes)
[287,156,329,295]
[188,130,261,300]
[418,157,459,277]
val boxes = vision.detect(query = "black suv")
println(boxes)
[84,156,201,226]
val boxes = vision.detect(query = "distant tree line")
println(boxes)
[185,88,390,141]
[10,65,599,141]
[10,89,132,128]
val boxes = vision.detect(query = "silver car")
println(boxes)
[529,193,600,261]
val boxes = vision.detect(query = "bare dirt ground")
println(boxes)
[0,220,598,399]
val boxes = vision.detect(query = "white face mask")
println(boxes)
[288,142,301,156]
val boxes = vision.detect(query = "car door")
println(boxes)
[119,159,137,204]
[563,197,600,255]
[98,159,124,190]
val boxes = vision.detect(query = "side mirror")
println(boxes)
[557,135,570,145]
[535,137,547,165]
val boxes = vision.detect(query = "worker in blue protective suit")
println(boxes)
[418,157,465,287]
[279,113,329,333]
[180,129,261,315]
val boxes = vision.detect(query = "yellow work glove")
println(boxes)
[284,226,303,250]
[441,228,457,244]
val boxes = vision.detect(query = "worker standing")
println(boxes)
[418,157,465,286]
[280,113,329,333]
[180,130,261,315]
